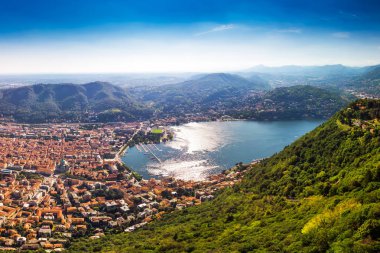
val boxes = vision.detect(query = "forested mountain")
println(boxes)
[362,65,380,80]
[245,64,368,77]
[239,64,380,90]
[130,73,349,120]
[131,72,270,104]
[0,78,352,123]
[128,73,271,119]
[0,82,152,123]
[67,99,380,252]
[181,73,271,90]
[215,85,351,120]
[346,66,380,96]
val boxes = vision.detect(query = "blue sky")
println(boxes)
[0,0,380,73]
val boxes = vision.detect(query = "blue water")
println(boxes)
[122,120,323,180]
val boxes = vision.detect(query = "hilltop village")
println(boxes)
[0,120,248,251]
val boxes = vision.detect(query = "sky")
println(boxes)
[0,0,380,74]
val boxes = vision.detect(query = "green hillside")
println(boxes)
[234,85,351,120]
[130,73,270,117]
[0,82,152,123]
[67,99,380,253]
[362,65,380,80]
[131,78,349,120]
[347,65,380,96]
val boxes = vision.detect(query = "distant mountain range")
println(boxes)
[133,72,269,97]
[180,73,270,90]
[0,64,379,91]
[129,73,270,115]
[129,73,351,120]
[236,64,380,91]
[0,66,377,123]
[225,85,351,120]
[244,64,371,77]
[361,65,380,80]
[0,82,152,123]
[346,65,380,96]
[0,73,192,89]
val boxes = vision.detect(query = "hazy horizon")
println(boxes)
[0,63,378,76]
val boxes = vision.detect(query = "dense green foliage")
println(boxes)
[66,99,380,252]
[361,66,380,80]
[0,82,152,123]
[231,85,350,120]
[130,73,270,117]
[131,74,350,120]
[346,65,380,96]
[0,75,356,123]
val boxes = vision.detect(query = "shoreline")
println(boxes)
[0,115,329,126]
[119,118,322,182]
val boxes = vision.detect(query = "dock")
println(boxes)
[144,144,162,163]
[152,143,162,151]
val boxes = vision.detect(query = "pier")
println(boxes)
[152,143,162,151]
[145,144,162,163]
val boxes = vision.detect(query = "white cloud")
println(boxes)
[195,24,235,36]
[275,28,302,34]
[338,10,359,19]
[332,32,350,39]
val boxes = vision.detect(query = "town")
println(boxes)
[0,120,249,251]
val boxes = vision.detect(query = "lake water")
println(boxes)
[122,120,323,181]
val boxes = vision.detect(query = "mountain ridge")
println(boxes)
[0,81,152,123]
[180,73,271,90]
[244,64,372,77]
[345,65,380,97]
[130,75,348,119]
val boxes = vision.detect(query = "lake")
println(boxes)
[122,120,324,181]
